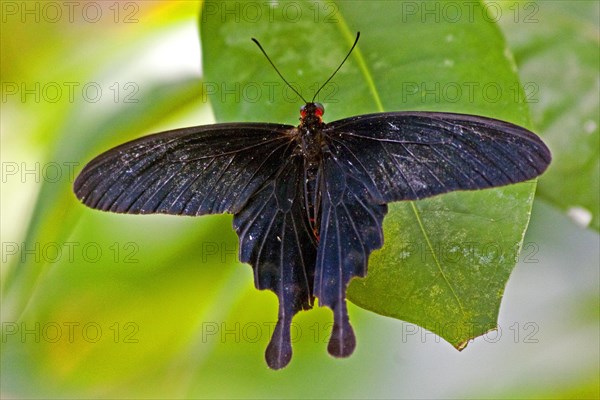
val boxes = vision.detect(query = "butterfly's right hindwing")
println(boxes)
[314,150,387,359]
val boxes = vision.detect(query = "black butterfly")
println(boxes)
[73,33,551,369]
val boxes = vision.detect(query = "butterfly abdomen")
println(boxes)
[303,160,321,240]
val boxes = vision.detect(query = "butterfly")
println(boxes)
[73,32,551,369]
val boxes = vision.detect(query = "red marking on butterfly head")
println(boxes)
[300,102,325,122]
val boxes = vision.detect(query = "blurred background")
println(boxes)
[1,1,598,398]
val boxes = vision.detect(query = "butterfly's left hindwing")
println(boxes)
[233,153,317,370]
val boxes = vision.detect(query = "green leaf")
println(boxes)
[496,0,600,231]
[201,0,537,348]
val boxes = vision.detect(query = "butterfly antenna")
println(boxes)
[252,38,308,103]
[312,32,360,103]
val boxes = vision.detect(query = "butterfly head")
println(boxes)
[300,102,325,125]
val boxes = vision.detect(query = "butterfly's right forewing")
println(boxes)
[324,112,551,203]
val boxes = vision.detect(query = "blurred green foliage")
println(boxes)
[497,1,600,231]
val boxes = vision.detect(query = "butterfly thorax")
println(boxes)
[298,102,326,162]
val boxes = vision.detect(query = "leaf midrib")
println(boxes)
[333,3,467,317]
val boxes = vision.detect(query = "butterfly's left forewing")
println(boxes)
[74,123,295,215]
